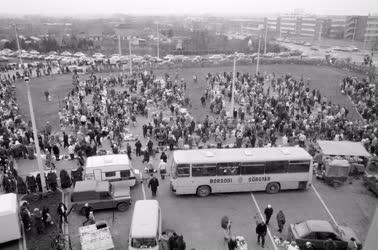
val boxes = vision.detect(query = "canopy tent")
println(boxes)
[317,140,371,157]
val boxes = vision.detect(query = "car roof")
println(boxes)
[74,180,109,193]
[305,220,337,234]
[86,154,130,169]
[131,200,159,238]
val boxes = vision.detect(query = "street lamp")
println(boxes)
[230,52,237,118]
[25,77,46,193]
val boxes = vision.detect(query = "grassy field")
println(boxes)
[14,64,360,132]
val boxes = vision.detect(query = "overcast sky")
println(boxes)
[1,0,377,16]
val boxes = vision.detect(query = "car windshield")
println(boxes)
[294,222,310,238]
[131,238,157,248]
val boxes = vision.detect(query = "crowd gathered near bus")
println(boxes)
[0,55,376,249]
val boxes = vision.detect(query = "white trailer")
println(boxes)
[0,193,21,243]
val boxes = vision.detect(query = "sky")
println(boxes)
[0,0,377,16]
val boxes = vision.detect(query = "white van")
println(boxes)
[129,200,162,250]
[85,154,136,187]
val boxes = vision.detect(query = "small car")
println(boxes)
[288,220,362,250]
[70,180,131,213]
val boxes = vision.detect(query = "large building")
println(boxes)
[279,15,298,36]
[298,16,320,38]
[365,15,378,42]
[344,16,368,41]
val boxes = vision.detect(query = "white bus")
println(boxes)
[85,154,136,187]
[170,147,313,197]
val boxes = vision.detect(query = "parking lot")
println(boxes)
[65,150,377,250]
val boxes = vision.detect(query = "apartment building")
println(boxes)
[365,15,378,42]
[279,15,298,36]
[327,16,346,39]
[344,16,368,41]
[299,16,320,37]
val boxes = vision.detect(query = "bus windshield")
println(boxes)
[131,238,157,248]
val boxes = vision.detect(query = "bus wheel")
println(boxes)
[266,182,280,194]
[196,185,211,197]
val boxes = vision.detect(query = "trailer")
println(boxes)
[0,193,21,243]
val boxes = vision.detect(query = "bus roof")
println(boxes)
[173,147,312,164]
[86,154,130,170]
[130,200,159,238]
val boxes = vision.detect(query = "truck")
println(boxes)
[70,180,131,213]
[0,193,21,243]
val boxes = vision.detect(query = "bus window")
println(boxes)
[192,164,217,177]
[216,163,240,176]
[176,164,190,177]
[288,161,310,173]
[265,161,288,173]
[240,163,265,175]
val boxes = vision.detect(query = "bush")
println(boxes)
[60,169,72,189]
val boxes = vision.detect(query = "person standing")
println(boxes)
[148,174,159,197]
[304,242,315,250]
[276,210,286,233]
[68,143,75,160]
[52,143,60,161]
[33,208,43,234]
[57,202,68,226]
[256,221,267,248]
[126,143,132,160]
[228,236,238,250]
[347,238,358,250]
[82,203,94,226]
[135,139,142,157]
[324,238,337,250]
[264,204,273,225]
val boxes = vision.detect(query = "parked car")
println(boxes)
[288,220,362,250]
[70,180,131,213]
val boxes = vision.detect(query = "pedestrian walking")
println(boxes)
[126,143,132,160]
[82,203,94,226]
[20,201,32,231]
[264,204,273,225]
[135,139,142,156]
[256,221,267,248]
[276,210,286,233]
[159,160,167,179]
[52,143,60,161]
[148,174,159,197]
[57,202,68,226]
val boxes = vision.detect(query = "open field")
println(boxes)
[14,64,361,133]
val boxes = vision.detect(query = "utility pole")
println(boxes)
[129,39,132,75]
[14,25,46,192]
[14,24,23,66]
[118,34,122,55]
[256,32,262,75]
[352,19,357,41]
[230,53,236,117]
[264,23,268,55]
[318,22,322,41]
[25,77,46,192]
[157,22,160,59]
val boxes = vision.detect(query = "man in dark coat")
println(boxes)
[135,139,142,156]
[324,238,337,250]
[256,221,267,248]
[148,174,159,197]
[52,144,60,161]
[57,202,68,226]
[264,204,273,225]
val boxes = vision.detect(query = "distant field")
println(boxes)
[15,64,359,132]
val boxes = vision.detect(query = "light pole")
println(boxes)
[256,32,262,75]
[118,34,122,56]
[230,52,236,117]
[129,38,132,75]
[264,23,268,55]
[157,22,160,59]
[13,24,23,66]
[25,77,46,193]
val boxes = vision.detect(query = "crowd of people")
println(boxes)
[0,54,376,249]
